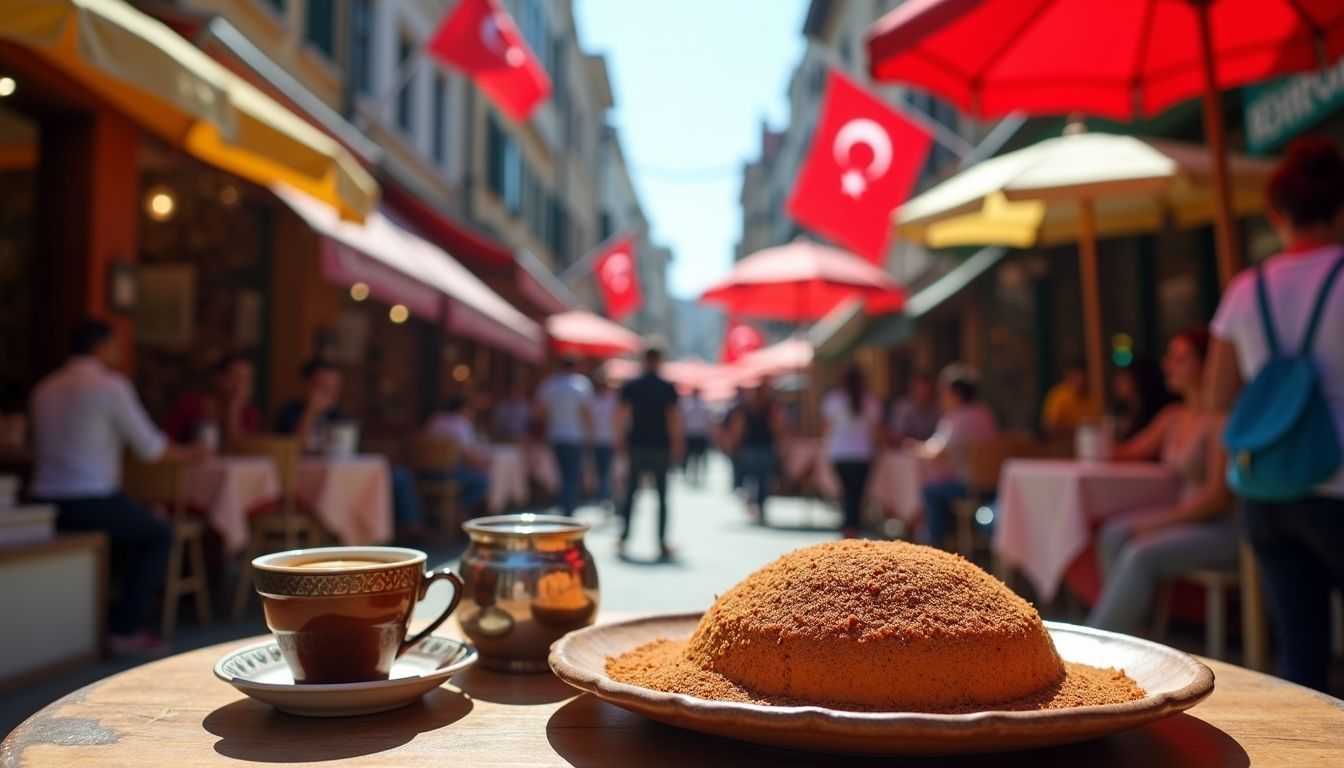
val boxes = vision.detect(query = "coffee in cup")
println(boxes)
[251,546,463,684]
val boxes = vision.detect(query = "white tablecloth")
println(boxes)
[296,455,393,546]
[184,456,280,555]
[487,445,530,513]
[781,440,926,523]
[994,459,1182,601]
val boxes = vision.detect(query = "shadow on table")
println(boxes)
[202,688,472,763]
[450,664,580,706]
[546,697,1250,768]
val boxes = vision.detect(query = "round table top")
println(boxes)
[4,628,1342,767]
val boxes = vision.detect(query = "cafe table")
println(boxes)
[487,444,530,513]
[183,456,281,556]
[4,615,1341,767]
[295,455,393,546]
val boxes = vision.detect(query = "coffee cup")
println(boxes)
[251,546,463,684]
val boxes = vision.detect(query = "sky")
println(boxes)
[572,0,810,300]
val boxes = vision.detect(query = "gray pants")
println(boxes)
[1087,507,1238,634]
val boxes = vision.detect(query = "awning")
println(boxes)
[903,247,1008,317]
[0,0,378,219]
[273,185,543,363]
[545,311,643,358]
[516,250,577,315]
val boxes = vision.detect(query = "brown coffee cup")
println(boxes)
[251,546,463,684]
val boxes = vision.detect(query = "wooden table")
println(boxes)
[4,626,1341,767]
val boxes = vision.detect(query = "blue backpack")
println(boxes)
[1224,253,1344,502]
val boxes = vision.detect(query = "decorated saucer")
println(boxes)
[215,635,476,717]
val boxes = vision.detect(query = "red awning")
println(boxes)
[545,311,642,358]
[273,184,543,363]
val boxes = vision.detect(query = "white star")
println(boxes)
[841,170,867,199]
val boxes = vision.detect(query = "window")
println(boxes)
[396,34,414,133]
[599,212,612,241]
[432,74,447,165]
[487,115,505,195]
[503,137,522,214]
[550,200,566,261]
[486,113,522,214]
[350,0,373,95]
[304,0,336,59]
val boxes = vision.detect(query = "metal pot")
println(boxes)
[458,514,599,672]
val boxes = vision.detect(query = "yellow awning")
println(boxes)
[0,0,378,220]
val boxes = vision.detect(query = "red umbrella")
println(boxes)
[700,240,906,323]
[545,310,643,358]
[866,0,1344,285]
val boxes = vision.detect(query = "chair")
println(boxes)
[407,435,462,543]
[951,436,1043,560]
[121,455,211,641]
[227,435,326,619]
[1153,569,1240,661]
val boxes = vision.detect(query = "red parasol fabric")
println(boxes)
[699,240,906,323]
[865,0,1344,286]
[545,310,642,358]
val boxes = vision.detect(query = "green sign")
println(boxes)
[1244,57,1344,155]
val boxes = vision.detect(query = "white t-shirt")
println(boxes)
[680,397,712,438]
[30,357,168,499]
[587,392,619,446]
[536,372,593,444]
[926,403,999,482]
[1210,244,1344,497]
[821,390,882,461]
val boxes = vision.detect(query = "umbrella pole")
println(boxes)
[1194,0,1243,288]
[1077,200,1107,413]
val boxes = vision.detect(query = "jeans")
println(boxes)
[419,466,488,513]
[622,447,670,547]
[739,446,775,518]
[833,460,871,531]
[552,442,583,516]
[685,436,709,482]
[592,444,615,503]
[1087,510,1239,634]
[1241,495,1344,691]
[920,479,968,547]
[43,493,172,636]
[390,466,425,526]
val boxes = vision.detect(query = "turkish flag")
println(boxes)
[427,0,552,121]
[593,235,641,322]
[786,69,933,263]
[721,319,765,364]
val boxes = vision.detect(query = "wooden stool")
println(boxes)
[122,456,211,641]
[226,436,327,620]
[1153,569,1240,661]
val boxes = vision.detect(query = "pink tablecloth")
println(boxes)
[296,455,393,546]
[488,445,529,513]
[184,456,280,555]
[994,459,1182,602]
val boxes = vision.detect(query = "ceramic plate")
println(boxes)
[214,635,476,717]
[549,614,1214,757]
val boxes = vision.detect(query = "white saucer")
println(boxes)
[214,635,477,717]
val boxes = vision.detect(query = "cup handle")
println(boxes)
[399,567,465,657]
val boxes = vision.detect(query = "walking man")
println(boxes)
[618,341,683,559]
[536,355,593,516]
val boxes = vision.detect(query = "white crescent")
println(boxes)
[602,251,633,294]
[832,118,893,180]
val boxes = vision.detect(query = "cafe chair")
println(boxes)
[121,455,211,641]
[407,436,462,544]
[951,436,1042,562]
[1152,568,1240,661]
[227,434,327,620]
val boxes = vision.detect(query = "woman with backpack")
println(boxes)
[1087,329,1234,634]
[1207,137,1344,692]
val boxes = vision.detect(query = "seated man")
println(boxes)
[163,353,259,446]
[29,319,207,654]
[276,359,425,537]
[905,364,998,549]
[424,395,490,513]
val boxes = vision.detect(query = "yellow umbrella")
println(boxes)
[896,129,1276,408]
[0,0,378,220]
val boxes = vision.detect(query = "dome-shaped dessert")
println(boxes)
[691,540,1062,710]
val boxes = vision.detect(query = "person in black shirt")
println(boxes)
[618,342,683,560]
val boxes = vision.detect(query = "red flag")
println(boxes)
[786,69,933,263]
[427,0,552,121]
[721,319,765,364]
[593,235,641,322]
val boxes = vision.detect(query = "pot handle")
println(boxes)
[399,567,465,657]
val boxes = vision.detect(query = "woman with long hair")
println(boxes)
[1088,328,1233,634]
[821,365,883,538]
